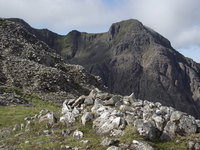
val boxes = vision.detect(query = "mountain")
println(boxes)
[1,18,200,150]
[0,18,105,105]
[4,18,200,119]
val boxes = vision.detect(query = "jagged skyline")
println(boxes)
[0,0,199,62]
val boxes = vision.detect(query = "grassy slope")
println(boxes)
[0,87,60,128]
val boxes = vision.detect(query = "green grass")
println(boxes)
[0,106,38,128]
[0,87,60,128]
[118,125,143,144]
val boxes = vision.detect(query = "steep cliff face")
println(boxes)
[5,18,200,118]
[0,18,105,104]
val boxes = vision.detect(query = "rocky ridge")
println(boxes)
[0,18,105,104]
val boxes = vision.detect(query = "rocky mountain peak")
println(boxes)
[108,19,143,39]
[108,19,171,49]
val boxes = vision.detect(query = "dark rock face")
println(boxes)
[4,18,200,118]
[0,18,105,104]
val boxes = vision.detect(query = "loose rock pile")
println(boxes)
[60,88,200,141]
[24,88,200,149]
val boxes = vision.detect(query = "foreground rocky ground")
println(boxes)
[1,88,200,150]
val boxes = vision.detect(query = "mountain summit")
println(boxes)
[4,18,200,118]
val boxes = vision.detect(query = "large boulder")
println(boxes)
[178,115,197,135]
[134,119,161,141]
[170,111,185,122]
[160,121,178,141]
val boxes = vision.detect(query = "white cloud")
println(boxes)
[0,0,199,62]
[175,26,200,48]
[178,45,200,63]
[126,0,200,47]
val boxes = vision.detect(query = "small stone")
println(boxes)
[101,137,118,146]
[21,123,25,130]
[73,130,83,140]
[195,143,200,150]
[25,120,31,129]
[176,140,180,143]
[65,145,72,149]
[43,130,51,135]
[106,146,121,150]
[188,141,195,150]
[119,143,129,149]
[25,141,29,144]
[62,129,71,137]
[131,140,155,150]
[37,141,45,145]
[119,105,134,112]
[13,124,20,131]
[80,140,89,144]
[24,117,30,121]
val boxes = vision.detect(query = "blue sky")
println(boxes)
[0,0,199,63]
